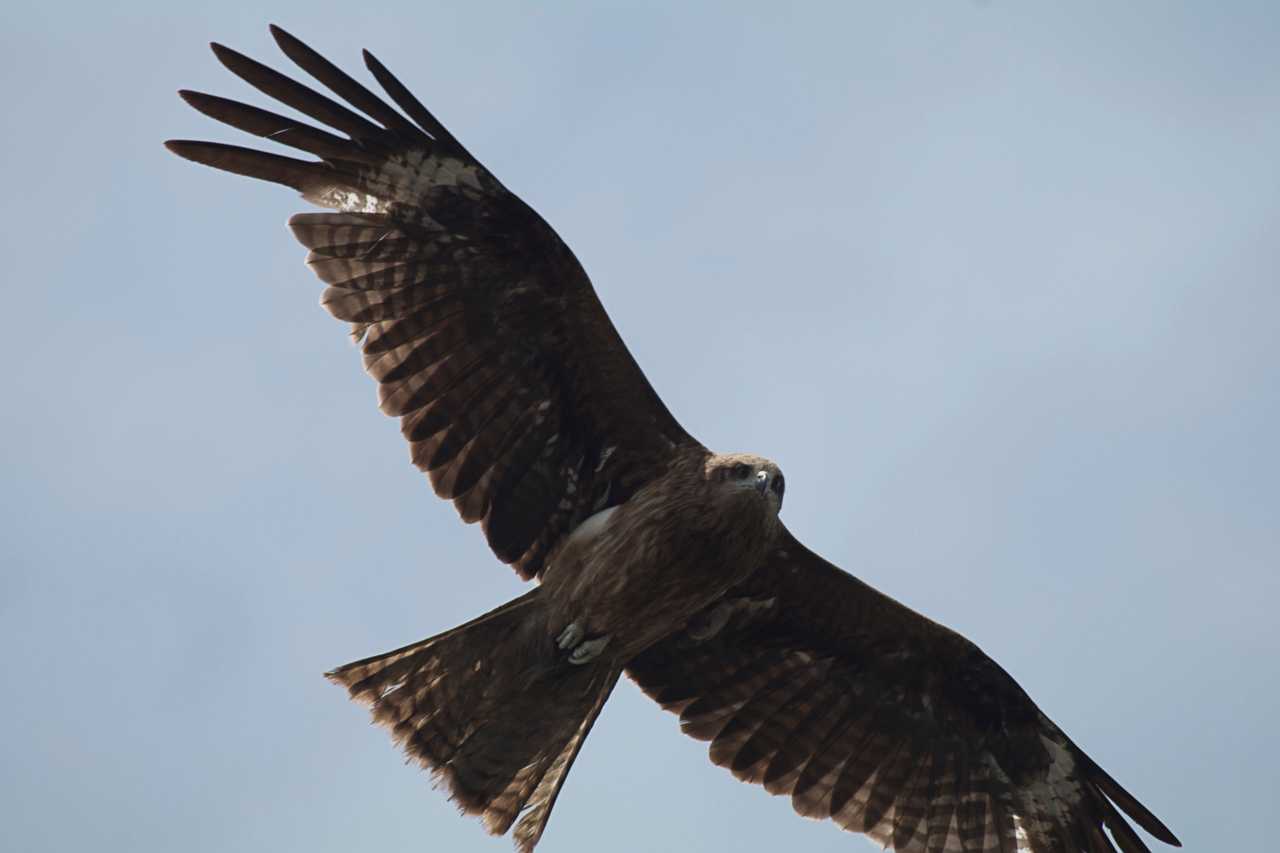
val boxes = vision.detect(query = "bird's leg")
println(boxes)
[687,596,779,642]
[686,596,737,637]
[687,601,734,641]
[555,621,612,664]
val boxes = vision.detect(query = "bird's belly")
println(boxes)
[542,522,765,660]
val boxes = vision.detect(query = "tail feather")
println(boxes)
[327,589,618,850]
[512,667,620,851]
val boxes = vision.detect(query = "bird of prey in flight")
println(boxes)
[167,26,1181,853]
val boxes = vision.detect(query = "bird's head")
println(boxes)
[706,453,785,514]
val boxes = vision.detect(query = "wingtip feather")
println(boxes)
[162,139,322,191]
[176,89,219,114]
[164,139,205,161]
[269,24,315,60]
[269,23,304,53]
[209,41,234,64]
[1090,764,1181,847]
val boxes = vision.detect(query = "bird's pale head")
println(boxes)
[706,452,785,515]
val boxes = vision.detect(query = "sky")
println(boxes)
[3,2,1278,851]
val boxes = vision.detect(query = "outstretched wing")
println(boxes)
[167,26,695,579]
[627,529,1180,853]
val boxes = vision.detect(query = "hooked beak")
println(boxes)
[755,469,770,496]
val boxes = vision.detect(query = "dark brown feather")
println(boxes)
[164,140,324,191]
[862,740,914,833]
[1095,792,1153,853]
[170,29,1181,853]
[890,751,934,849]
[169,29,696,580]
[327,588,619,851]
[361,48,467,153]
[1088,764,1181,846]
[762,686,850,795]
[269,24,423,138]
[724,661,829,782]
[178,90,364,162]
[628,528,1182,853]
[210,42,385,141]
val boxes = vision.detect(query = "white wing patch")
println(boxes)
[307,185,390,214]
[304,149,487,220]
[1013,813,1032,851]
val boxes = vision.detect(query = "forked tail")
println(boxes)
[327,588,620,851]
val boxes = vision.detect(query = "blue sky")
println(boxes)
[3,2,1278,851]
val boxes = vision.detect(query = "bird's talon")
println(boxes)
[556,622,585,650]
[568,634,611,664]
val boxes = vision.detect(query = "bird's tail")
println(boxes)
[327,588,620,851]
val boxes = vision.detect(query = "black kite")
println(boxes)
[167,26,1181,853]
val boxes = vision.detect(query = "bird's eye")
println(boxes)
[771,475,785,496]
[731,463,751,480]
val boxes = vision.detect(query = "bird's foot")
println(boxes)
[556,622,585,650]
[556,621,612,664]
[687,601,734,641]
[568,634,611,664]
[686,596,779,642]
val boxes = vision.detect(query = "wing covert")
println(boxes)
[627,529,1181,853]
[167,26,696,579]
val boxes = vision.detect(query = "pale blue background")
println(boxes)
[4,2,1277,851]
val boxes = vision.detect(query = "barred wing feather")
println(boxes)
[628,529,1181,853]
[167,26,695,580]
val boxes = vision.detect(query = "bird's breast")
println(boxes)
[541,485,777,659]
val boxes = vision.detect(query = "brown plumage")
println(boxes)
[167,25,1181,853]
